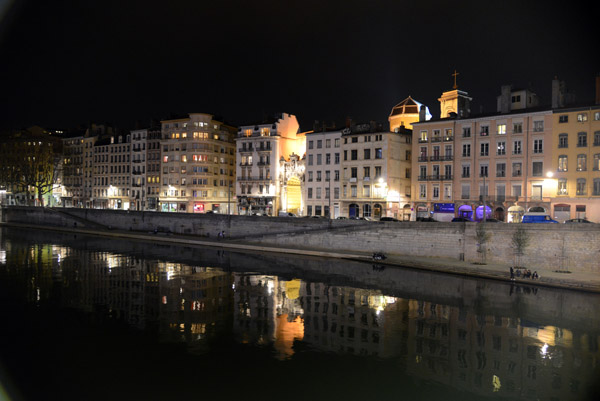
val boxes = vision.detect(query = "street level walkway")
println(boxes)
[3,222,600,293]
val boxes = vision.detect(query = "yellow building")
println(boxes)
[159,113,237,213]
[551,105,600,222]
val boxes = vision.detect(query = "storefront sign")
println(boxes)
[434,203,455,213]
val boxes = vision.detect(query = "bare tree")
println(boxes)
[475,223,491,264]
[1,139,60,206]
[511,226,530,268]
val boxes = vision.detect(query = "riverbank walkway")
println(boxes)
[2,222,599,294]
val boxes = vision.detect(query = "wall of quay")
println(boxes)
[2,206,599,273]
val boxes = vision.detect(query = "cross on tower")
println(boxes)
[452,70,459,89]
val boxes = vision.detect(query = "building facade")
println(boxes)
[159,113,237,213]
[130,129,147,211]
[304,128,342,218]
[92,133,131,209]
[146,128,161,211]
[235,113,304,216]
[551,105,600,222]
[340,122,413,220]
[413,84,557,222]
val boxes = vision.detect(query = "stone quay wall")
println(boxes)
[2,206,599,273]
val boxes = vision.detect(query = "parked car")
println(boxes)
[417,217,437,222]
[564,218,591,223]
[336,216,347,220]
[483,218,502,223]
[521,214,558,223]
[451,217,471,222]
[380,217,399,222]
[278,211,297,217]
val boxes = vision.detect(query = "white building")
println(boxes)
[235,113,305,216]
[304,127,342,218]
[130,129,147,211]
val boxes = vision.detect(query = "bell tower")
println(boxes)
[438,70,472,118]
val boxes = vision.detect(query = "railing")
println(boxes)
[236,176,273,181]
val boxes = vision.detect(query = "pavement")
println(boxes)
[3,222,600,293]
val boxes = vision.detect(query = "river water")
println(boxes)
[0,227,599,401]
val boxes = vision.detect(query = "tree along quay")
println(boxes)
[2,206,600,275]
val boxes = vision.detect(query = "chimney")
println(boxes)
[552,76,561,108]
[500,85,512,113]
[419,106,426,122]
[345,117,353,128]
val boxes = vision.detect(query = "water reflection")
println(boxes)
[0,228,599,401]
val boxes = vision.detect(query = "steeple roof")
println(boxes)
[389,96,425,116]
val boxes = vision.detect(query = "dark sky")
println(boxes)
[0,0,597,133]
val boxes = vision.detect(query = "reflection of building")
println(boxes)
[304,126,341,217]
[406,298,600,400]
[550,103,600,222]
[300,283,408,358]
[159,113,237,213]
[411,78,565,222]
[340,122,413,220]
[159,263,234,349]
[233,273,304,358]
[235,113,305,216]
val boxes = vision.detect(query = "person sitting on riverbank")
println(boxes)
[532,271,539,280]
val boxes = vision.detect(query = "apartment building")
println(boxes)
[130,129,147,211]
[62,134,85,207]
[146,128,161,211]
[304,127,342,217]
[235,113,304,216]
[551,104,600,222]
[412,84,556,222]
[160,113,237,213]
[340,122,413,220]
[92,132,131,209]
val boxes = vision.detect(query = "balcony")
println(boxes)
[430,136,442,143]
[418,156,428,162]
[237,176,273,182]
[443,136,454,142]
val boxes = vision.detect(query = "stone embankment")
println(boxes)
[1,206,599,292]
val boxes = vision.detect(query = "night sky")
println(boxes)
[0,0,597,133]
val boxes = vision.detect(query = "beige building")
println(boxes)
[159,113,237,213]
[93,133,131,209]
[340,122,413,220]
[412,83,557,222]
[235,113,305,216]
[550,104,600,222]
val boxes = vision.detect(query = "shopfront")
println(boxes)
[432,203,455,222]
